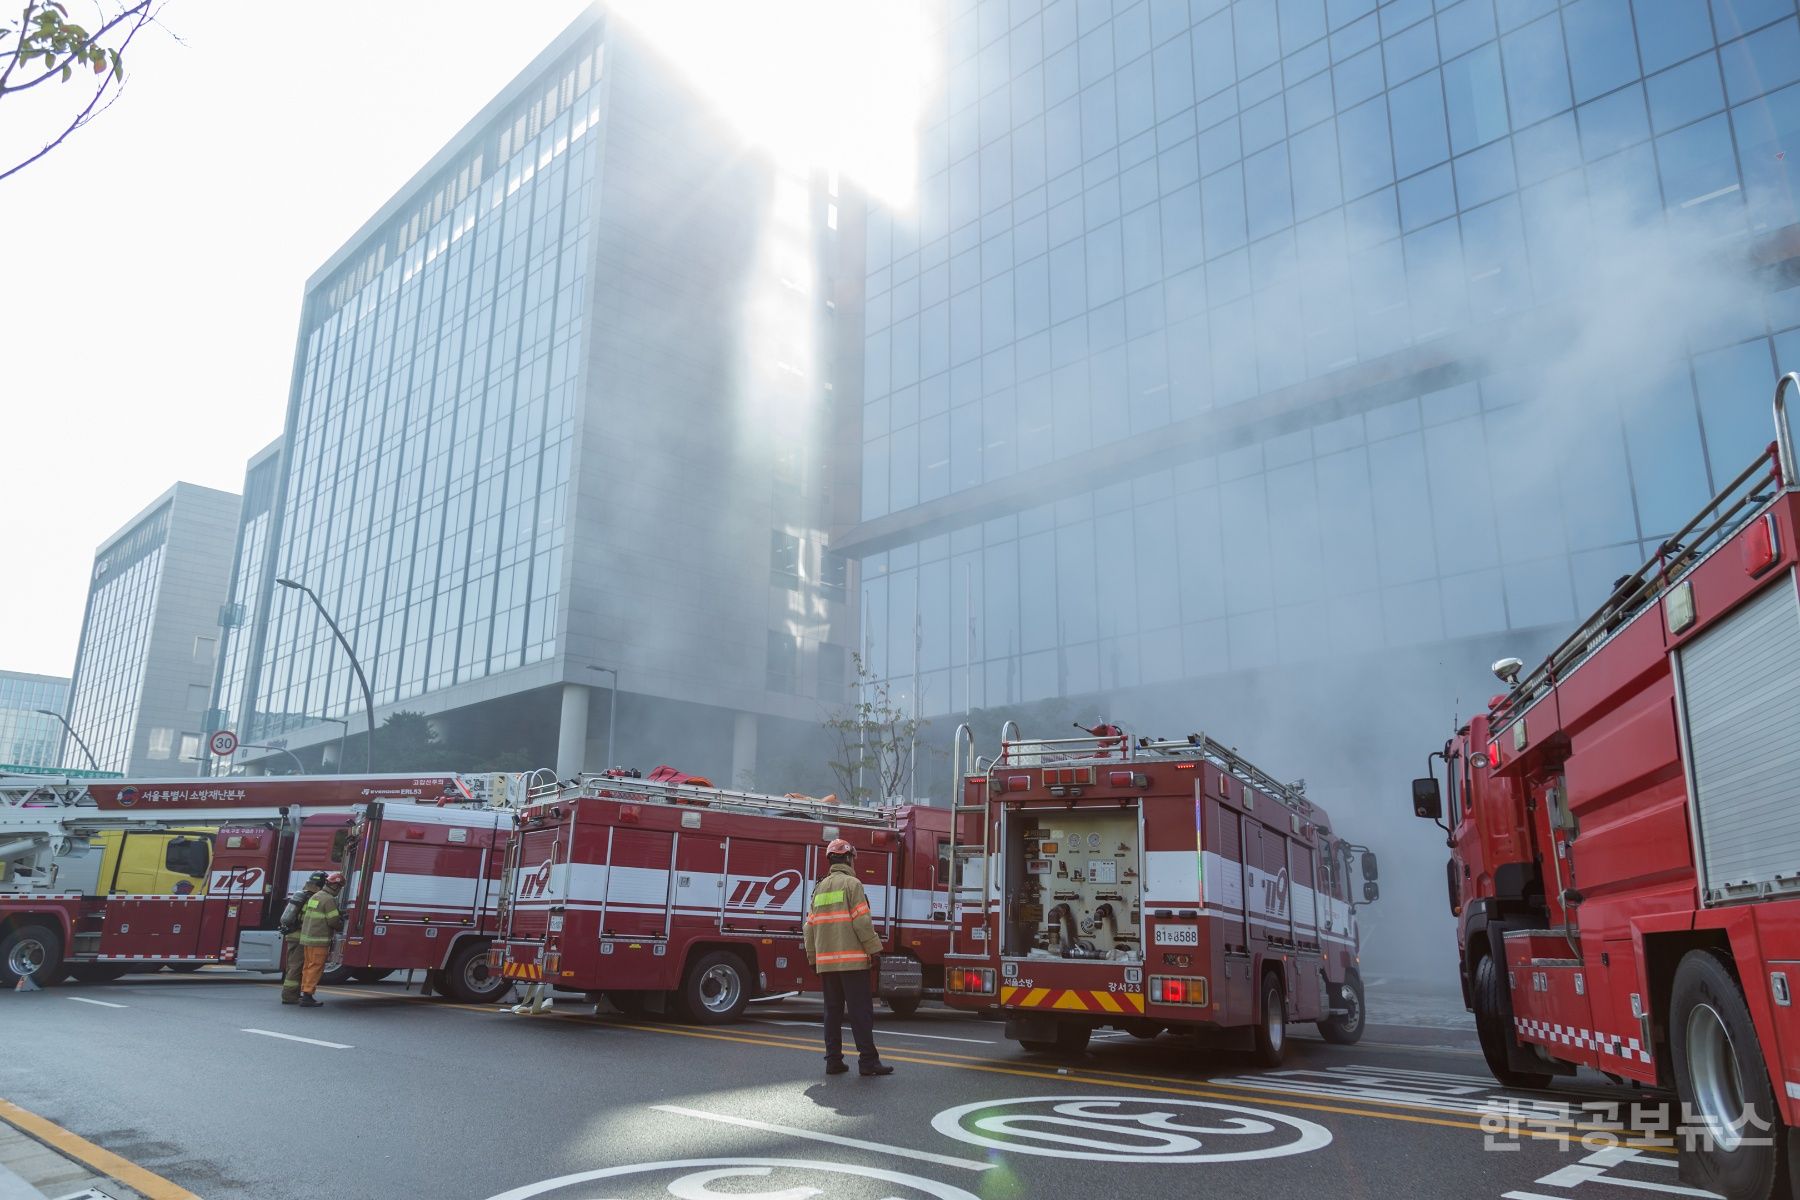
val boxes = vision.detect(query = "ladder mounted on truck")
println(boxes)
[564,773,893,827]
[1493,372,1800,731]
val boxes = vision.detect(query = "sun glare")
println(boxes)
[605,0,931,207]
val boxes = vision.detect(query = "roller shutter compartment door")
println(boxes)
[1678,571,1800,902]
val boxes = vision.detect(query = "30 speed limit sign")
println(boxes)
[209,730,239,757]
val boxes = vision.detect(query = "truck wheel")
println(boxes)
[318,965,355,986]
[1254,971,1287,1067]
[0,923,62,987]
[1670,950,1788,1200]
[1319,974,1366,1045]
[349,968,394,983]
[1020,1022,1090,1056]
[444,942,511,1004]
[678,951,750,1024]
[885,995,921,1018]
[66,964,131,984]
[1473,954,1552,1089]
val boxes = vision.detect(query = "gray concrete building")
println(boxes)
[214,10,860,784]
[0,671,70,770]
[64,483,240,775]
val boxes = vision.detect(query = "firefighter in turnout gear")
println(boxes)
[279,871,327,1005]
[295,871,345,1007]
[803,838,892,1076]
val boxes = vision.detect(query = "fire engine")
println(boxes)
[1413,373,1800,1199]
[491,771,953,1023]
[942,722,1378,1061]
[0,772,474,989]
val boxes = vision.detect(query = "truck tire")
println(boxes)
[443,941,511,1004]
[678,951,750,1024]
[65,964,131,984]
[1019,1021,1090,1056]
[1254,970,1287,1067]
[884,995,921,1018]
[349,968,394,983]
[1670,950,1788,1200]
[0,923,62,987]
[1319,974,1366,1045]
[1473,953,1552,1089]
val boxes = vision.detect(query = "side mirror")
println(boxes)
[1361,850,1379,882]
[1363,880,1380,903]
[1411,777,1442,820]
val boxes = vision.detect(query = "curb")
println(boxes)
[0,1105,154,1200]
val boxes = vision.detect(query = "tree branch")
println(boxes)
[0,2,45,94]
[0,0,149,97]
[0,0,153,183]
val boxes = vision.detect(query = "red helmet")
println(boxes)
[325,871,345,885]
[825,838,854,856]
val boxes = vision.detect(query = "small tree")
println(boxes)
[1,1,159,183]
[823,653,927,806]
[375,711,443,771]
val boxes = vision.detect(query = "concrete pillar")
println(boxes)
[557,684,591,779]
[731,711,758,788]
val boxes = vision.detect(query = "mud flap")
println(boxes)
[878,955,922,1004]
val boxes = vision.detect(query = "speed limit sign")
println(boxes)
[209,730,239,757]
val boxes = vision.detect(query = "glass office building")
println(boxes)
[0,671,70,769]
[221,12,858,782]
[845,0,1800,714]
[64,484,240,775]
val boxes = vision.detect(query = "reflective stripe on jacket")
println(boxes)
[803,862,882,973]
[296,887,344,946]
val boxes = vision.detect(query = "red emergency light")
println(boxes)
[1743,514,1779,576]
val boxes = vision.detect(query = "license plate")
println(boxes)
[1154,925,1199,946]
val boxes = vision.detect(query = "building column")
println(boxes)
[557,684,591,779]
[731,711,758,789]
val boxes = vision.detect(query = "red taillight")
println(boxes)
[1164,978,1186,1002]
[1005,775,1031,792]
[1743,514,1779,576]
[1487,741,1499,764]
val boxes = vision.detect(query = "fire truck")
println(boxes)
[941,723,1378,1061]
[0,772,476,989]
[1413,373,1800,1199]
[491,771,953,1022]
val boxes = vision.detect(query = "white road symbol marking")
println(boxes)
[66,997,127,1009]
[241,1028,352,1049]
[932,1095,1332,1163]
[767,1020,994,1044]
[482,1158,984,1200]
[653,1106,992,1172]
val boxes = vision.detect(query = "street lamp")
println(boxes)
[314,716,350,772]
[236,743,307,775]
[35,709,98,772]
[276,577,376,773]
[587,666,618,771]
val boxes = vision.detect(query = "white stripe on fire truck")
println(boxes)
[1514,1017,1653,1063]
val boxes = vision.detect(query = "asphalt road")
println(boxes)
[2,972,1708,1200]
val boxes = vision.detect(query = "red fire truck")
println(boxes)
[492,772,953,1022]
[942,724,1378,1061]
[333,798,519,1003]
[1413,373,1800,1199]
[0,772,476,989]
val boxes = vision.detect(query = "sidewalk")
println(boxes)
[0,1103,151,1200]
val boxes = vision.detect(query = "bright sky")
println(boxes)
[2,0,926,681]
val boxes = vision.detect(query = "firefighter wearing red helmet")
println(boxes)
[803,837,892,1076]
[294,871,346,1007]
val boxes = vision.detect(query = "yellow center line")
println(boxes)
[313,986,1670,1151]
[0,1098,200,1200]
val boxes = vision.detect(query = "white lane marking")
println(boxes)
[766,1020,993,1045]
[66,996,127,1009]
[241,1028,351,1049]
[1504,1192,1577,1199]
[651,1105,994,1173]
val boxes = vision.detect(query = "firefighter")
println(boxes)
[294,870,346,1008]
[803,838,892,1076]
[278,871,327,1005]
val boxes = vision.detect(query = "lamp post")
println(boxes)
[237,743,307,775]
[276,577,376,773]
[587,666,618,771]
[35,709,99,772]
[314,716,350,772]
